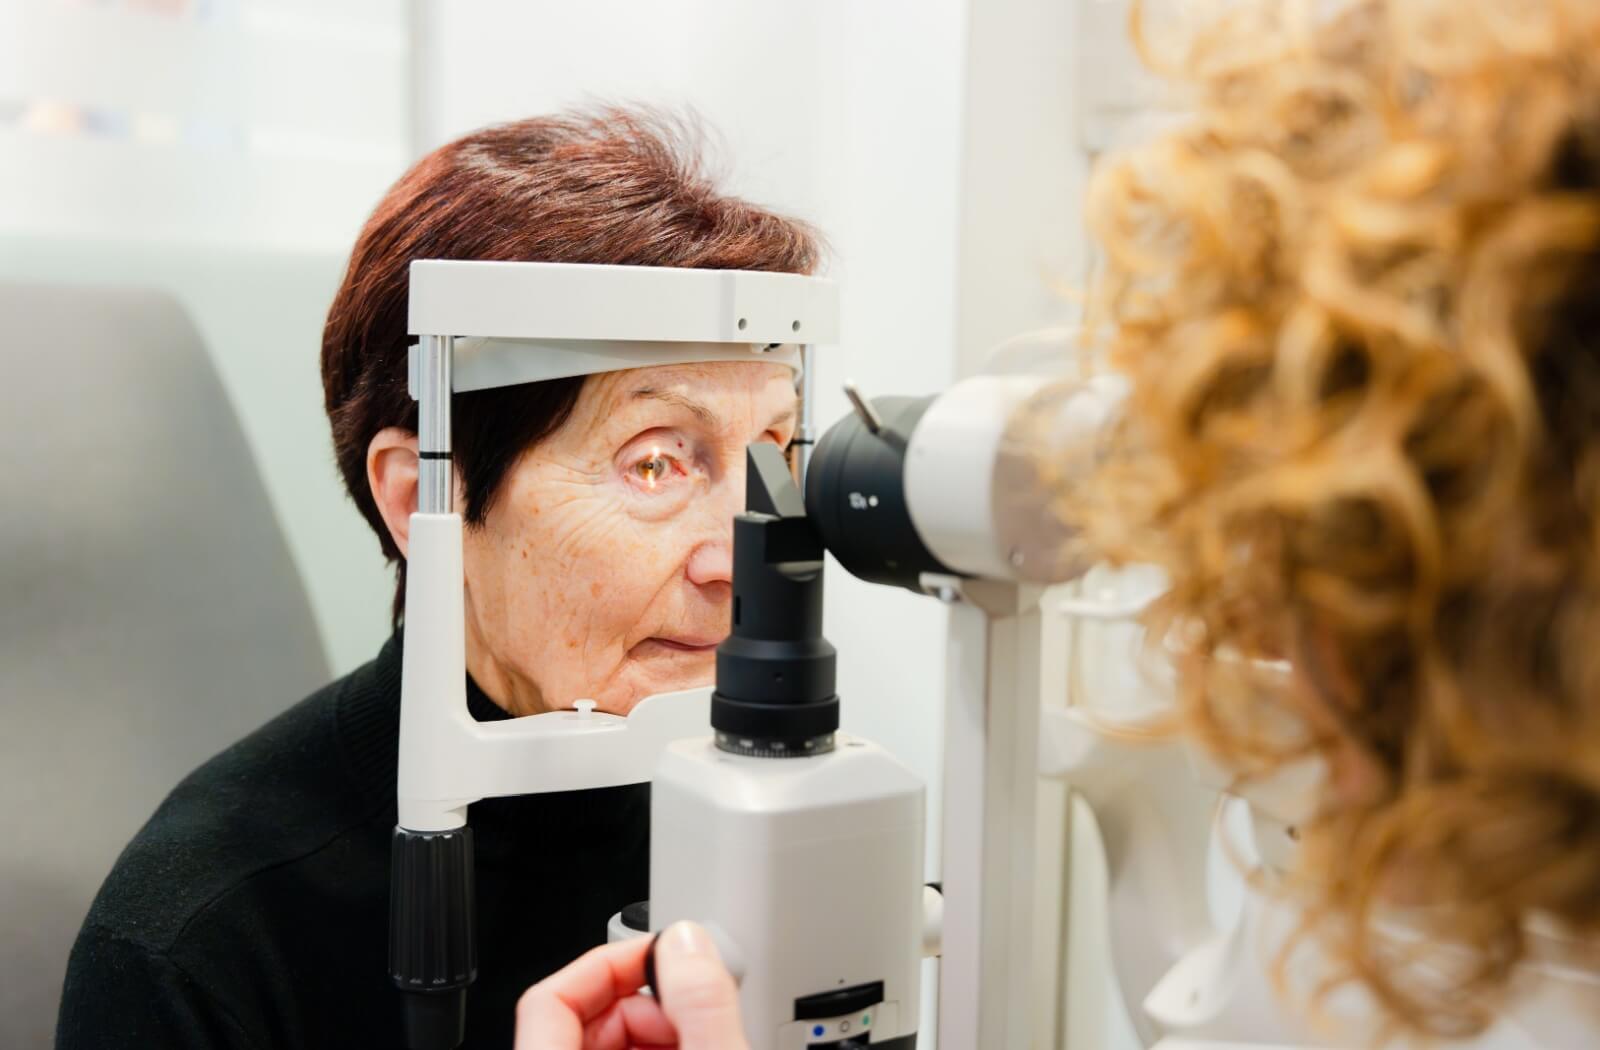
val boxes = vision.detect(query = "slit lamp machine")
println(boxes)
[389,259,1358,1050]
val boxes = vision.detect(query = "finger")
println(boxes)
[514,983,580,1050]
[655,921,749,1049]
[580,994,676,1050]
[516,936,653,1048]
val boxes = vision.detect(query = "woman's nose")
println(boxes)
[685,541,733,587]
[683,460,748,587]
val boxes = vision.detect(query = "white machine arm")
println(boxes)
[934,577,1045,1050]
[396,513,712,830]
[1039,586,1360,1050]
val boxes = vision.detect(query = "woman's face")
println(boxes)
[460,361,797,716]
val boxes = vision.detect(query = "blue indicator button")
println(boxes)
[812,1024,825,1038]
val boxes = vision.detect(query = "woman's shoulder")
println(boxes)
[80,646,401,959]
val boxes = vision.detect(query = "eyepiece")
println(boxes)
[807,375,1122,589]
[803,395,950,590]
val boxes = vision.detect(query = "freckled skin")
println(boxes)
[458,361,797,716]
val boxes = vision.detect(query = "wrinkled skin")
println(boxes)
[373,360,791,716]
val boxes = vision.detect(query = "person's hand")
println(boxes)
[514,921,749,1049]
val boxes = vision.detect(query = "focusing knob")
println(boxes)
[713,731,836,758]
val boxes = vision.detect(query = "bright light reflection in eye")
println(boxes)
[647,446,660,489]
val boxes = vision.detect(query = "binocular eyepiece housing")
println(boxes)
[805,374,1126,592]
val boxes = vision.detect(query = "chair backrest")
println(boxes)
[0,283,331,1049]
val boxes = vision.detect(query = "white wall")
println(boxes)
[0,0,410,252]
[0,0,415,675]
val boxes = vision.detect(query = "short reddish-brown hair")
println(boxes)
[322,108,820,624]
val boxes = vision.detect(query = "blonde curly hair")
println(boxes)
[1083,0,1600,1039]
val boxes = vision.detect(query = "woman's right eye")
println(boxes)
[635,454,670,488]
[628,446,685,491]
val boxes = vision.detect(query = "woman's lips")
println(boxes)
[643,637,721,653]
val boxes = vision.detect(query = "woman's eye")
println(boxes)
[632,448,679,489]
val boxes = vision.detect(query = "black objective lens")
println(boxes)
[710,445,839,756]
[803,395,951,590]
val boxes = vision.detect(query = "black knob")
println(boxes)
[390,826,476,1049]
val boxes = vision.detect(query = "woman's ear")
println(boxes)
[368,427,420,559]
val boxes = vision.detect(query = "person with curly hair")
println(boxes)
[1083,0,1600,1041]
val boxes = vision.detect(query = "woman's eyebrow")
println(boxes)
[629,387,719,428]
[627,386,797,432]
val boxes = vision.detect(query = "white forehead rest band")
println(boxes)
[408,339,801,399]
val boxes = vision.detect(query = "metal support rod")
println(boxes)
[841,380,885,435]
[937,579,1043,1050]
[794,343,816,485]
[417,334,454,515]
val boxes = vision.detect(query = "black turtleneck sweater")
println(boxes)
[54,632,651,1049]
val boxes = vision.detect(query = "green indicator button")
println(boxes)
[862,1015,871,1025]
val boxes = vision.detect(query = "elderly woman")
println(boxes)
[55,109,816,1050]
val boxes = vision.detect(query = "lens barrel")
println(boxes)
[803,395,950,590]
